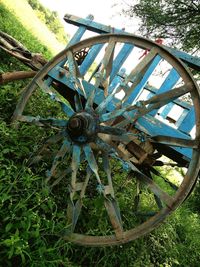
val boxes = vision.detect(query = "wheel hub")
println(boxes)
[67,112,98,143]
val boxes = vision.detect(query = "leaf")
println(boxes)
[5,223,12,232]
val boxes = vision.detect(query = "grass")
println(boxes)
[0,0,65,55]
[1,1,200,266]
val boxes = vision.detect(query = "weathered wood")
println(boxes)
[0,71,37,84]
[0,31,47,70]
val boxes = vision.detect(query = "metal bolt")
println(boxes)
[68,117,81,130]
[59,69,65,77]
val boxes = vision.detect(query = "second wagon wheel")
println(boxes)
[12,34,200,246]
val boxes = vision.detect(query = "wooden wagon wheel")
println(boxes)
[12,34,200,246]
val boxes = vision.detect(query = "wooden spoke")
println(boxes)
[74,94,83,112]
[110,84,194,126]
[83,145,102,184]
[66,50,81,78]
[143,169,164,210]
[67,198,82,232]
[46,139,71,182]
[67,167,92,232]
[17,115,68,127]
[104,195,124,239]
[80,167,92,198]
[95,136,116,154]
[71,145,81,190]
[51,167,72,188]
[98,126,142,144]
[66,50,87,98]
[108,133,139,143]
[95,82,122,114]
[143,84,194,106]
[154,194,163,210]
[133,180,141,212]
[101,153,124,238]
[29,131,66,165]
[122,47,159,102]
[149,166,179,191]
[99,107,126,122]
[102,153,114,196]
[151,135,199,148]
[85,88,95,111]
[132,85,193,122]
[98,125,126,136]
[126,83,191,115]
[112,150,174,207]
[94,37,116,94]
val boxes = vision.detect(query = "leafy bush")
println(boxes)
[27,0,69,44]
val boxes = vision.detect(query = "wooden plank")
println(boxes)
[93,37,116,92]
[108,68,125,94]
[79,43,104,76]
[64,13,124,34]
[156,68,180,94]
[175,108,189,128]
[125,55,161,104]
[165,46,200,71]
[110,43,134,82]
[178,106,195,134]
[80,43,134,87]
[66,14,94,47]
[159,102,174,119]
[149,68,180,116]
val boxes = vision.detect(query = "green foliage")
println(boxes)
[0,3,52,59]
[121,0,200,53]
[0,122,78,266]
[27,0,69,44]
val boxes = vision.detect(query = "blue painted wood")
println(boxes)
[126,55,161,104]
[165,46,200,71]
[175,108,189,128]
[47,66,193,160]
[66,14,94,47]
[110,43,134,82]
[64,13,124,34]
[41,13,200,162]
[149,68,180,116]
[158,101,189,127]
[178,106,195,134]
[80,43,134,82]
[145,85,193,110]
[135,114,192,159]
[108,68,126,94]
[46,14,94,87]
[156,68,180,94]
[64,13,200,71]
[159,103,174,118]
[79,44,104,76]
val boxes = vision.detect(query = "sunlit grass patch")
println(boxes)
[1,0,64,55]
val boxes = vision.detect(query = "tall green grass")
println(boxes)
[1,2,200,267]
[1,0,64,54]
[0,2,52,60]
